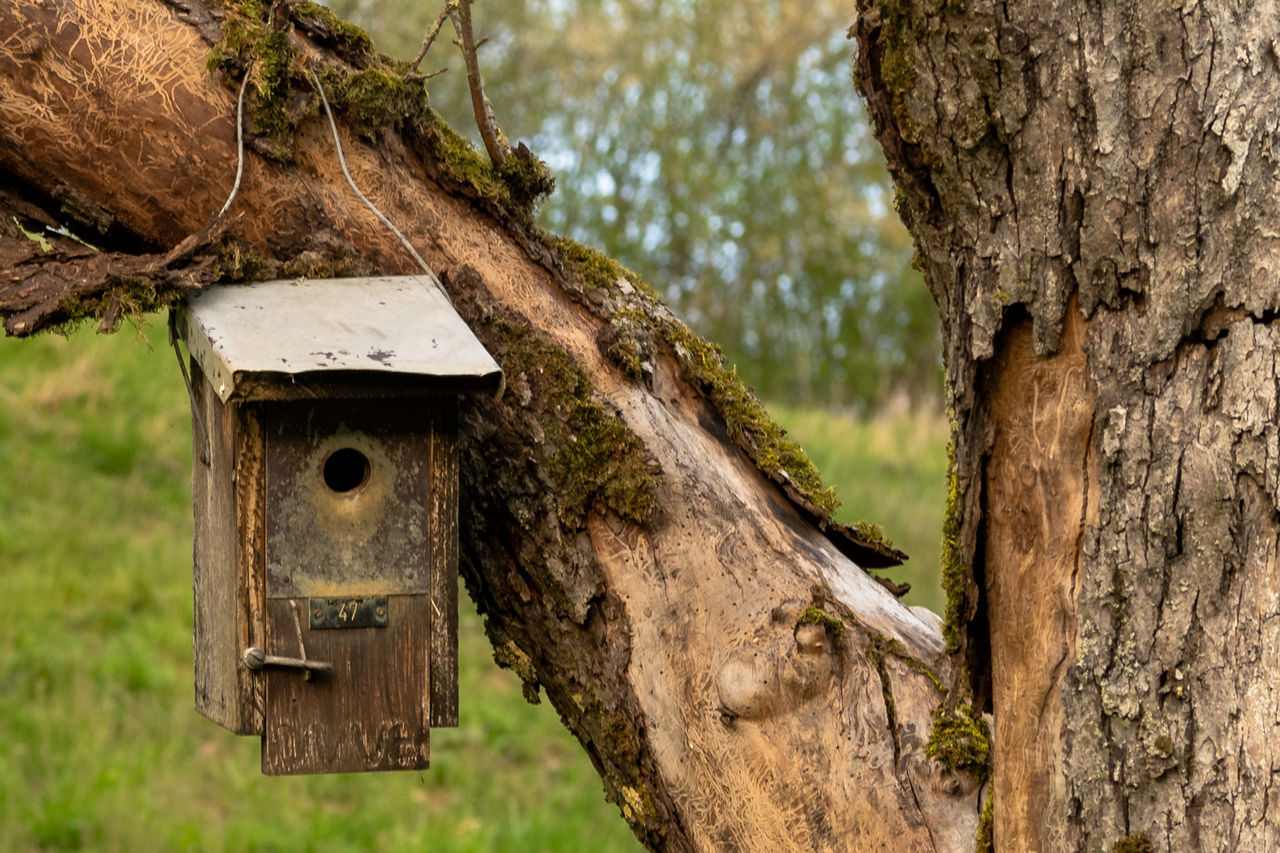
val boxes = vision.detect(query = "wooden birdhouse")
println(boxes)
[174,276,502,775]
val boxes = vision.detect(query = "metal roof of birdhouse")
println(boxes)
[176,276,503,402]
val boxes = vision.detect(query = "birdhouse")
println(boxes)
[174,276,502,775]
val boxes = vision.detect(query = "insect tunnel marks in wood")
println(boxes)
[176,275,502,775]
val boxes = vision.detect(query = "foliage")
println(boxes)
[326,0,939,409]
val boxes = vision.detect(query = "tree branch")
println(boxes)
[403,1,455,81]
[448,0,507,167]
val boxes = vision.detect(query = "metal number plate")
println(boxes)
[309,596,390,629]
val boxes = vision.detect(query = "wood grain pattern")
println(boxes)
[429,398,459,727]
[191,362,264,736]
[983,308,1093,849]
[191,358,241,731]
[262,595,429,775]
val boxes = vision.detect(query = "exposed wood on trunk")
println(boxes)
[982,306,1094,848]
[855,0,1280,848]
[0,2,978,849]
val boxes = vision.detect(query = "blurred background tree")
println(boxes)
[329,0,939,409]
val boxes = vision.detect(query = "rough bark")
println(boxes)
[0,2,980,850]
[855,0,1280,849]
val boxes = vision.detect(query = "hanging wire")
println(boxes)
[306,68,450,298]
[218,72,251,219]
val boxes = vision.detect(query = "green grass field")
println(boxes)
[0,319,946,850]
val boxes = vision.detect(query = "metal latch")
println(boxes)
[242,647,332,678]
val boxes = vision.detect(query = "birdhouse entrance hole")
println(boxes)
[323,447,371,493]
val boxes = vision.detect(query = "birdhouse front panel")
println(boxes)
[260,399,435,775]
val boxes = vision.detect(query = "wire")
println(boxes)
[218,73,251,219]
[306,68,449,297]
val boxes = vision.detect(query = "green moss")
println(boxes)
[209,244,277,283]
[552,400,658,524]
[974,792,993,853]
[430,117,511,199]
[796,607,847,649]
[204,1,556,221]
[490,321,659,525]
[926,703,991,783]
[552,237,659,301]
[488,629,541,704]
[329,67,428,137]
[941,440,965,653]
[853,521,893,548]
[876,1,920,137]
[277,247,369,280]
[549,234,841,519]
[499,143,557,210]
[290,1,375,62]
[604,336,644,379]
[666,318,839,515]
[205,4,408,159]
[1112,834,1153,853]
[205,7,302,161]
[42,274,189,337]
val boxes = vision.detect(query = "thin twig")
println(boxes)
[306,68,448,297]
[404,1,457,80]
[449,0,507,167]
[218,73,250,218]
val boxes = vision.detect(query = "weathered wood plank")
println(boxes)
[429,398,460,727]
[262,595,430,775]
[191,360,265,735]
[191,358,241,730]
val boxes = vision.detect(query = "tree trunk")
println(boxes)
[0,2,980,850]
[855,0,1280,849]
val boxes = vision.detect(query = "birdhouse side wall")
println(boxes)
[191,360,265,736]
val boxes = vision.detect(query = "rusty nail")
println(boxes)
[313,609,323,619]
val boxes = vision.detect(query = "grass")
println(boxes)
[0,317,947,850]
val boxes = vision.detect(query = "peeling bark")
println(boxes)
[855,0,1280,848]
[1,2,979,849]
